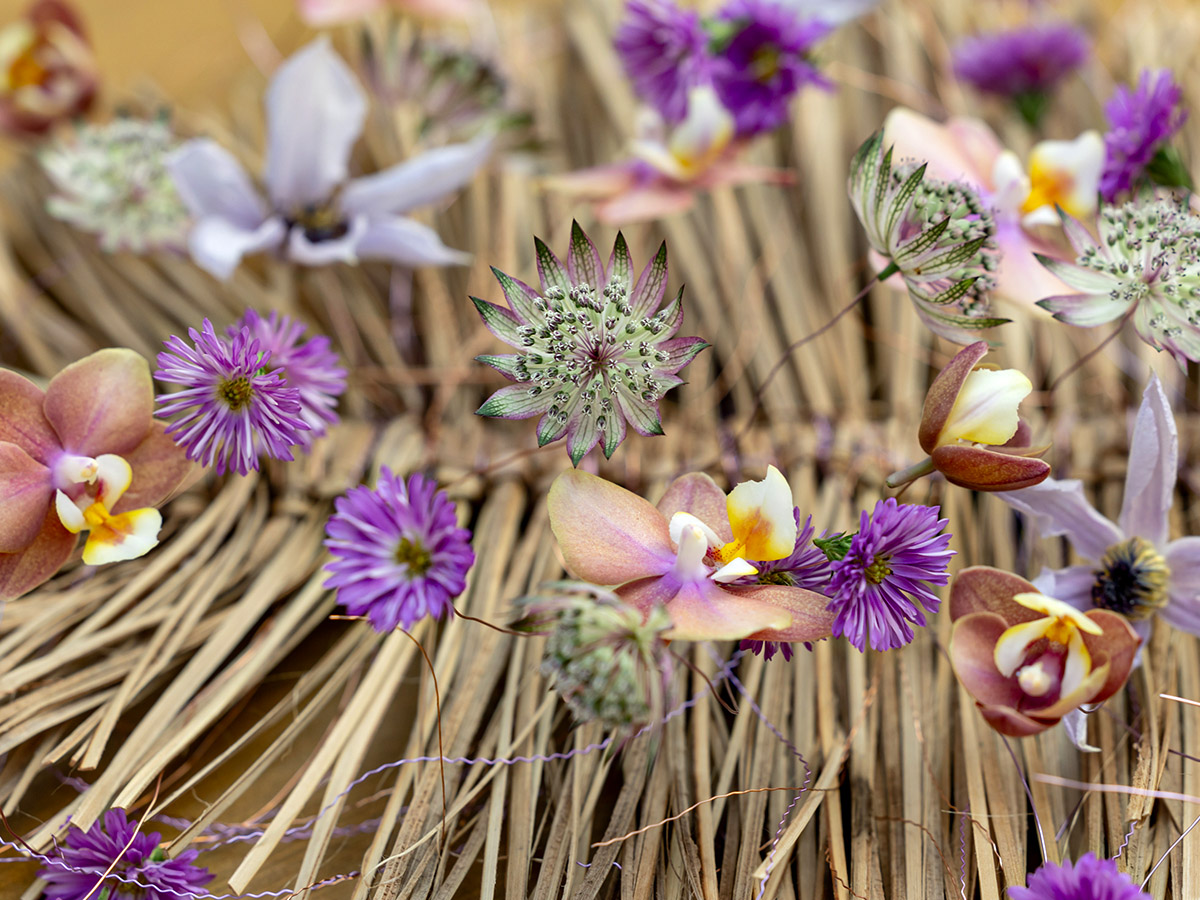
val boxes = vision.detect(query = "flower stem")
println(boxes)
[885,457,936,489]
[1048,304,1137,393]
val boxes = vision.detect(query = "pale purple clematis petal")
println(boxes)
[1003,374,1197,636]
[547,468,835,644]
[168,37,491,280]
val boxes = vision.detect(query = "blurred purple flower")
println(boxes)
[39,808,213,900]
[1008,853,1148,900]
[711,0,831,136]
[167,38,491,280]
[615,0,712,123]
[1100,69,1187,201]
[952,23,1088,98]
[324,469,474,633]
[156,318,308,475]
[232,309,346,444]
[827,499,954,652]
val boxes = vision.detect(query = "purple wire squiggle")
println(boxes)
[957,804,969,900]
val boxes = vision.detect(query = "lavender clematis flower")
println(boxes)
[167,38,491,281]
[1001,374,1199,637]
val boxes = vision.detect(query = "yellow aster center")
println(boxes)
[864,555,892,585]
[751,46,781,82]
[394,536,432,576]
[218,376,254,411]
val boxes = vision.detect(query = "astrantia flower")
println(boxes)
[513,581,674,730]
[40,117,191,253]
[710,0,830,136]
[615,0,712,124]
[167,38,491,280]
[474,223,708,465]
[0,349,192,599]
[737,510,832,660]
[848,131,1007,343]
[1035,195,1200,366]
[1100,69,1188,202]
[155,319,308,475]
[952,23,1088,125]
[324,469,474,633]
[1009,853,1149,900]
[39,807,213,900]
[231,309,346,443]
[949,568,1140,738]
[826,499,954,652]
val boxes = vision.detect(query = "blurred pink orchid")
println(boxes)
[547,467,835,644]
[547,85,792,223]
[882,107,1103,311]
[298,0,475,27]
[0,349,193,599]
[0,0,96,138]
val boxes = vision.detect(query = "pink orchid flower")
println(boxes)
[547,466,835,643]
[298,0,475,26]
[546,85,792,224]
[949,566,1140,738]
[0,349,193,599]
[882,107,1103,311]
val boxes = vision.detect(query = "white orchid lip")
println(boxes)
[51,451,163,566]
[668,511,759,584]
[938,367,1032,448]
[994,592,1100,697]
[632,85,734,182]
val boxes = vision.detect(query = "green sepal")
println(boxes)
[814,533,854,562]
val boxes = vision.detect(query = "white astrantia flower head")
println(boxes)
[1036,195,1200,367]
[40,117,192,254]
[848,131,1007,344]
[166,37,493,281]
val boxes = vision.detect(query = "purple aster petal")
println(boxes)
[826,499,955,652]
[711,0,832,136]
[1100,69,1187,202]
[615,0,713,123]
[1008,853,1149,900]
[738,638,795,660]
[38,807,214,900]
[324,469,475,633]
[155,318,309,476]
[952,23,1089,98]
[231,309,347,443]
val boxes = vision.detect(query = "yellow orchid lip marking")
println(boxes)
[52,452,163,566]
[995,593,1101,697]
[714,465,797,565]
[1021,163,1075,217]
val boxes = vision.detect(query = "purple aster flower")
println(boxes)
[952,23,1089,99]
[39,807,213,900]
[826,499,954,652]
[156,319,308,475]
[1008,853,1149,900]
[710,0,831,136]
[615,0,713,123]
[324,468,475,633]
[1100,69,1188,202]
[739,511,833,660]
[232,309,347,444]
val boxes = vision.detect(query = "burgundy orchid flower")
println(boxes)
[948,566,1140,738]
[0,349,193,599]
[0,0,96,138]
[887,340,1050,492]
[547,467,835,644]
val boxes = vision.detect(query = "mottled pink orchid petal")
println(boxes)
[596,185,697,225]
[656,472,732,543]
[949,612,1023,707]
[882,108,998,189]
[547,470,674,585]
[298,0,474,25]
[992,222,1070,311]
[0,442,53,551]
[43,348,152,458]
[1000,479,1124,562]
[0,507,76,600]
[113,423,194,513]
[948,566,1045,625]
[930,444,1050,492]
[701,162,793,189]
[1080,610,1141,704]
[0,369,57,464]
[731,584,835,642]
[1119,374,1176,548]
[625,576,790,641]
[543,164,640,199]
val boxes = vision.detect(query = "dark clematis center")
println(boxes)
[1091,536,1169,620]
[290,202,349,243]
[217,376,254,411]
[864,555,892,585]
[394,536,433,576]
